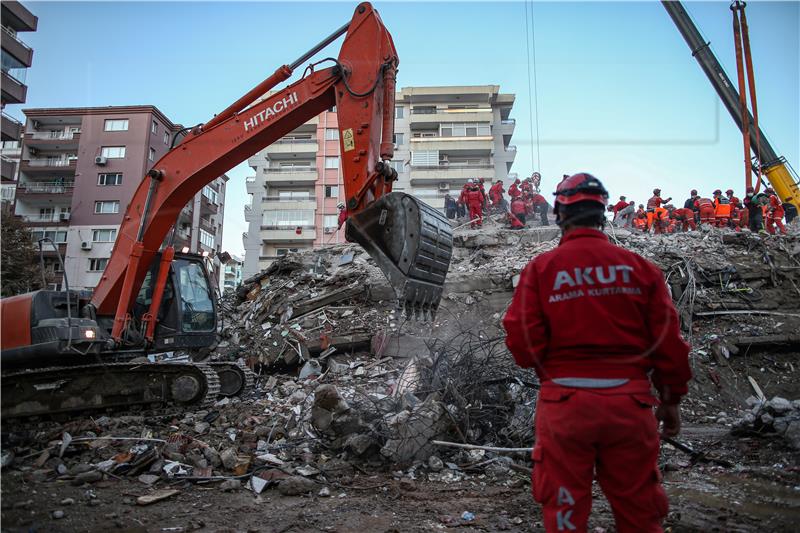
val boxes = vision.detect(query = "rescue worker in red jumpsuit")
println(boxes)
[504,173,691,533]
[671,207,696,232]
[646,188,672,232]
[478,178,489,212]
[336,202,348,230]
[510,195,527,226]
[489,180,505,211]
[521,177,533,196]
[508,178,522,199]
[531,191,549,226]
[610,196,629,224]
[765,189,787,235]
[634,204,647,231]
[694,196,715,225]
[726,189,743,231]
[465,183,484,228]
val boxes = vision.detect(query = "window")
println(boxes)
[175,259,214,332]
[202,185,219,204]
[94,201,120,214]
[199,228,215,248]
[89,258,109,272]
[411,150,439,166]
[393,133,404,146]
[262,210,314,227]
[98,173,122,186]
[388,160,404,172]
[412,106,436,115]
[324,185,339,198]
[325,157,339,169]
[30,229,67,244]
[277,248,300,257]
[149,147,156,161]
[100,146,126,158]
[325,128,339,140]
[163,131,170,145]
[323,215,338,229]
[395,106,404,119]
[151,120,158,133]
[412,131,437,138]
[92,229,117,242]
[104,119,128,131]
[440,122,491,137]
[328,106,337,113]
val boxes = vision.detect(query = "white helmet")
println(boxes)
[467,178,474,184]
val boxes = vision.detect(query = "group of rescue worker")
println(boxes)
[611,186,797,235]
[444,174,551,229]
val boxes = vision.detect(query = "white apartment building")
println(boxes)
[243,85,515,279]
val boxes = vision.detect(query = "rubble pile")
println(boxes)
[733,395,800,450]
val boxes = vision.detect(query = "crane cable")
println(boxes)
[523,0,542,175]
[730,1,762,193]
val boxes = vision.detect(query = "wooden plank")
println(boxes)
[136,489,180,506]
[747,376,766,402]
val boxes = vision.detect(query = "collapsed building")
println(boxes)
[2,222,800,527]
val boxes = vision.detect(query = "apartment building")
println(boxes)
[14,106,227,291]
[221,254,243,293]
[243,85,515,278]
[1,1,37,207]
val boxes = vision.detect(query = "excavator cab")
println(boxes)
[131,252,218,353]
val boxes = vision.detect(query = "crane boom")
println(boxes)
[662,0,800,206]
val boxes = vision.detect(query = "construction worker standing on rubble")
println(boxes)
[646,188,671,232]
[712,189,732,228]
[465,181,484,229]
[503,173,691,533]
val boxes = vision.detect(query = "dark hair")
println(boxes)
[557,200,606,228]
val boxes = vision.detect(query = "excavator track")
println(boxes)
[346,192,453,319]
[1,362,220,419]
[209,361,256,397]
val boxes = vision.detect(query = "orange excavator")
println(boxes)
[0,3,453,417]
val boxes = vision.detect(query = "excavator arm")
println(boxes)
[91,2,452,342]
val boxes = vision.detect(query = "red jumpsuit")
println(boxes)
[489,182,504,208]
[694,197,715,225]
[671,208,696,231]
[510,197,527,225]
[465,187,484,228]
[766,194,787,234]
[504,228,691,533]
[611,200,628,222]
[713,197,732,228]
[728,195,744,230]
[337,208,348,229]
[509,182,522,199]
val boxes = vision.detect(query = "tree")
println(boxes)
[1,207,44,297]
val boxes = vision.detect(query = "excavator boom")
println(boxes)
[90,2,452,329]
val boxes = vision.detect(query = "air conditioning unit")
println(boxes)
[81,241,93,251]
[94,156,107,166]
[324,227,335,234]
[438,182,449,191]
[59,212,70,221]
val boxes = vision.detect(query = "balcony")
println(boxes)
[2,112,23,142]
[1,26,34,68]
[263,167,317,186]
[262,138,318,159]
[17,181,75,197]
[21,213,71,226]
[24,131,81,149]
[409,163,495,183]
[200,198,219,215]
[1,156,16,181]
[410,136,493,154]
[1,185,15,202]
[1,70,27,105]
[20,158,77,174]
[497,118,515,137]
[199,217,216,232]
[409,108,494,128]
[262,196,317,210]
[259,225,317,242]
[3,1,39,31]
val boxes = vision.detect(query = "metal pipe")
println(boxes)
[289,22,350,70]
[137,170,162,242]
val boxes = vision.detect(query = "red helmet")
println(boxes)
[713,189,722,195]
[726,189,734,195]
[653,188,661,195]
[691,189,698,196]
[553,173,608,209]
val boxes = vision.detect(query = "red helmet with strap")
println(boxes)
[553,172,609,210]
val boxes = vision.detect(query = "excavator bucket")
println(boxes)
[346,192,453,319]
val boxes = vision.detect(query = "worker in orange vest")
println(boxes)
[712,189,732,228]
[646,188,672,233]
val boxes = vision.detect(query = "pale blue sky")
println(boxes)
[9,1,799,255]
